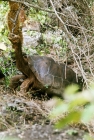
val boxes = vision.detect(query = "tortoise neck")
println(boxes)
[14,43,28,76]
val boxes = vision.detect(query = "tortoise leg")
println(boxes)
[9,74,26,90]
[20,78,32,92]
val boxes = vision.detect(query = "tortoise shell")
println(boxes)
[27,55,80,97]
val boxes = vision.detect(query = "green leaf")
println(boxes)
[49,103,68,119]
[81,104,94,123]
[69,97,88,110]
[84,134,94,140]
[64,84,79,95]
[55,111,82,129]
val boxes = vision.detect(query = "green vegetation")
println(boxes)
[0,2,17,86]
[0,1,9,43]
[49,84,94,139]
[29,8,50,26]
[0,137,20,140]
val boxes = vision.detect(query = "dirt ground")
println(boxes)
[0,82,91,140]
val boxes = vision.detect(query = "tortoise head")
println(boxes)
[8,33,22,49]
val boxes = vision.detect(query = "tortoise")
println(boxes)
[8,33,83,98]
[26,55,83,97]
[7,1,83,98]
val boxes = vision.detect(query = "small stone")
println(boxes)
[53,129,61,134]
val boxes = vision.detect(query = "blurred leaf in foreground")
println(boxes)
[55,111,82,129]
[81,104,94,123]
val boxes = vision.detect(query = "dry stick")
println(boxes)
[49,0,89,85]
[70,46,88,87]
[77,46,94,77]
[54,0,94,83]
[9,0,67,17]
[10,0,92,34]
[31,100,48,117]
[67,7,94,75]
[66,10,94,82]
[49,0,74,40]
[64,5,94,79]
[10,3,22,33]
